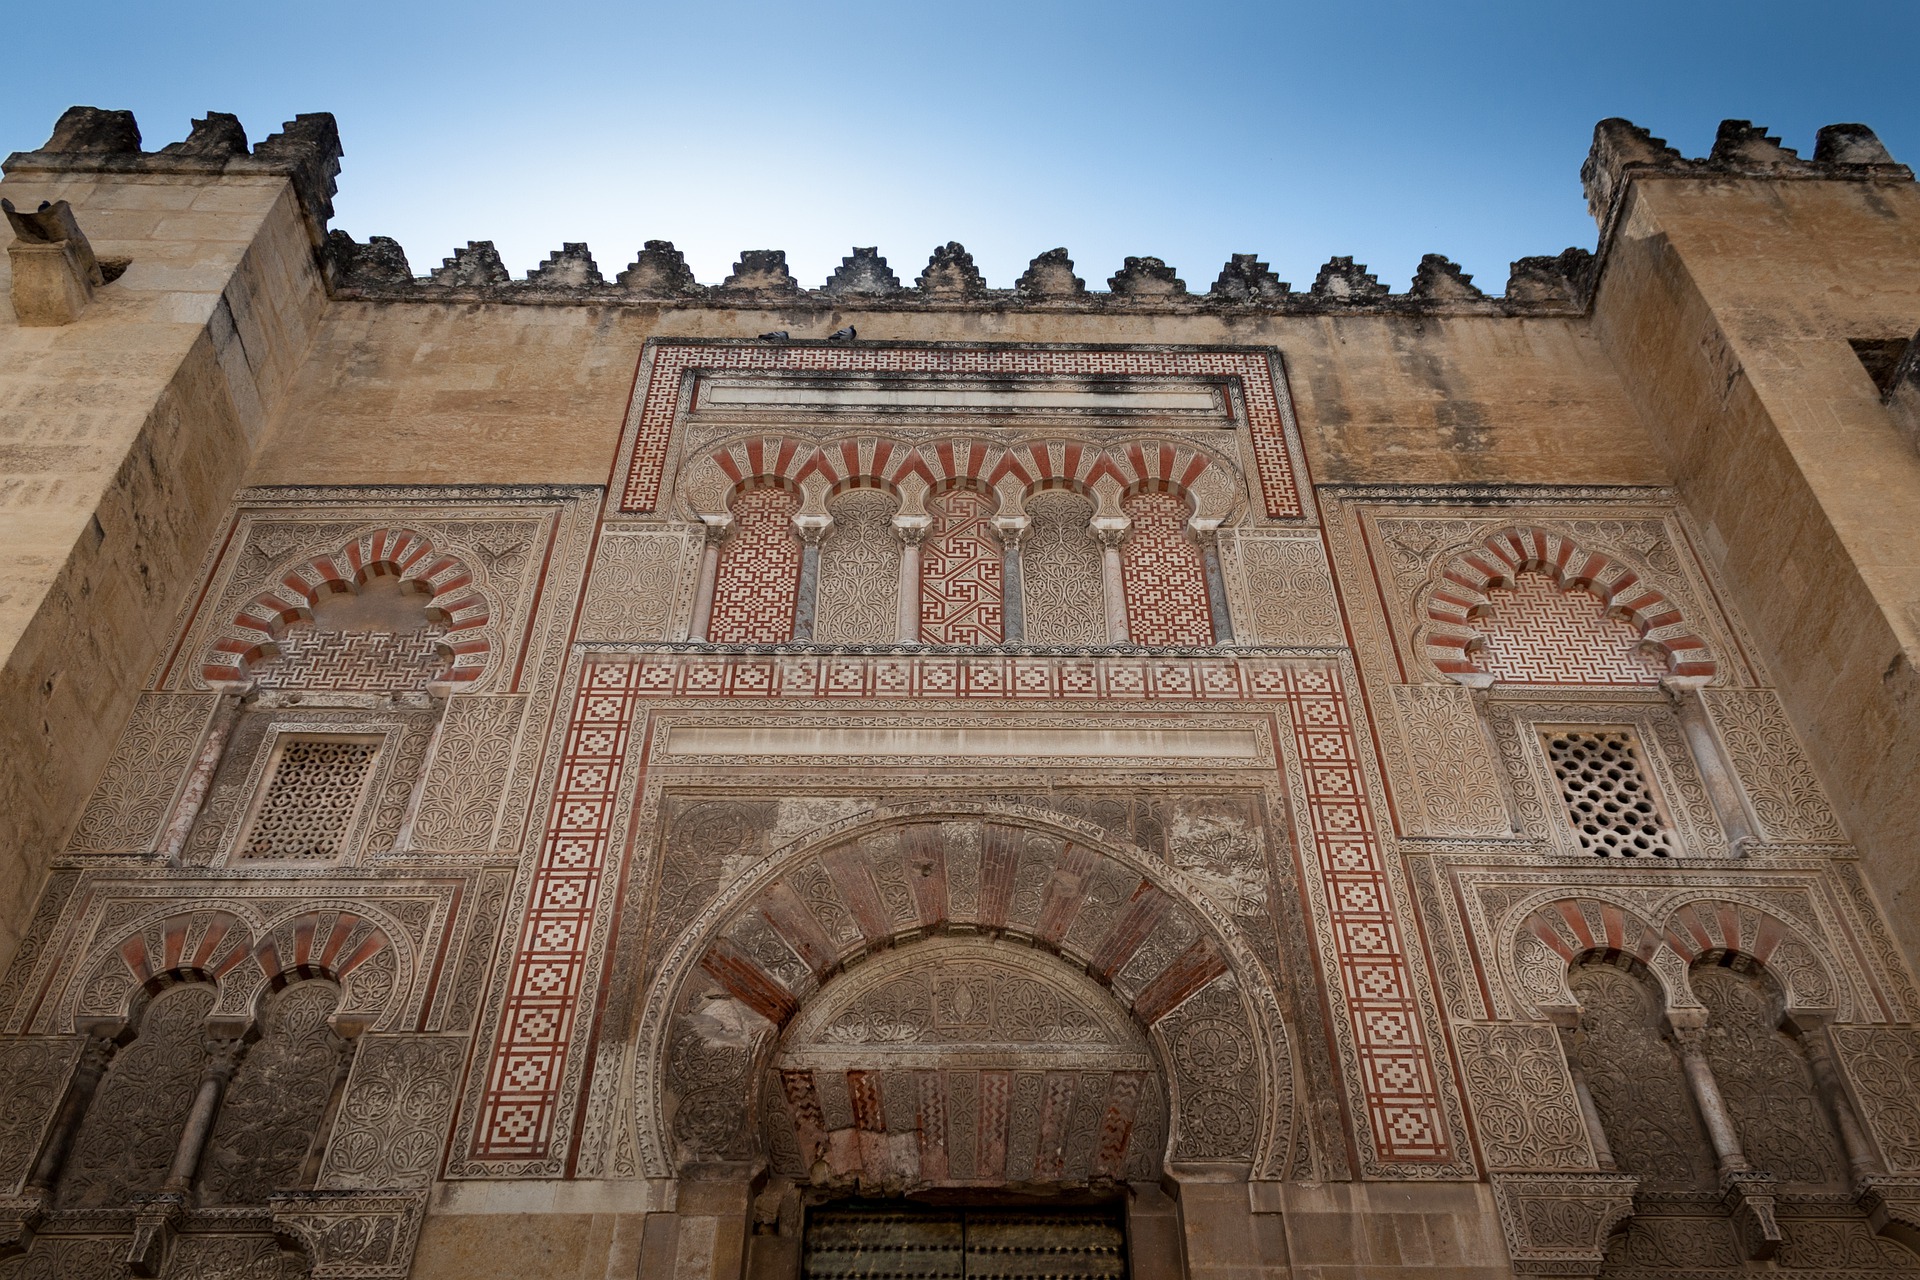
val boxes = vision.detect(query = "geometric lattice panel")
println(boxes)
[1543,729,1675,857]
[708,485,801,644]
[1120,491,1213,646]
[259,627,446,692]
[473,661,645,1160]
[1475,573,1663,685]
[921,486,1003,645]
[1280,665,1452,1163]
[235,736,380,863]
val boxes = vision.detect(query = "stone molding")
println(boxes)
[1489,1171,1638,1277]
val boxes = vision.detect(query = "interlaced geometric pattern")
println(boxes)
[708,485,801,644]
[1544,730,1675,857]
[920,487,1002,645]
[258,627,446,692]
[1281,666,1451,1162]
[1120,491,1213,646]
[235,737,380,863]
[1474,573,1663,685]
[474,662,645,1159]
[618,344,1303,518]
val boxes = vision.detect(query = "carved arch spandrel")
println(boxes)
[53,901,414,1035]
[1500,890,1853,1024]
[631,803,1296,1183]
[202,527,493,690]
[1415,524,1718,684]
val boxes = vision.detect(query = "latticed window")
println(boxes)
[1542,729,1675,856]
[235,735,381,862]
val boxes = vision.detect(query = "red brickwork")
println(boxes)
[622,651,1292,700]
[473,655,1445,1170]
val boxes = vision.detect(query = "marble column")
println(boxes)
[893,517,931,643]
[1092,518,1131,645]
[688,516,733,642]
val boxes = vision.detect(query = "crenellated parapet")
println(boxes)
[1581,117,1911,232]
[2,105,344,240]
[320,234,1614,315]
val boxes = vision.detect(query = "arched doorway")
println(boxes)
[638,807,1294,1279]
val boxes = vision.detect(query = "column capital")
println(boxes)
[1186,516,1224,546]
[1090,516,1131,549]
[892,516,932,547]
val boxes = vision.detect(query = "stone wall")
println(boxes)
[2,107,1919,1280]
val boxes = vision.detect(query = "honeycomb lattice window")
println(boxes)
[1543,729,1675,857]
[235,735,381,863]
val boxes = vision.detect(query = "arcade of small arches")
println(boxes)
[12,907,402,1227]
[1508,893,1917,1262]
[680,435,1245,649]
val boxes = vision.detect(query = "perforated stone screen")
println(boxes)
[1542,729,1675,857]
[236,736,381,862]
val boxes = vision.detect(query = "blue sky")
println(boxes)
[6,1,1917,294]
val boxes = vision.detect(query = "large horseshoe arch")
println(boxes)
[632,803,1297,1189]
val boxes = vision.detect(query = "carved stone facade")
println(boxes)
[3,106,1920,1279]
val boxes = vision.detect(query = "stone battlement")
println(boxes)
[6,108,1908,317]
[1,105,344,236]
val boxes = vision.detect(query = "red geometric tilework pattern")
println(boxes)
[1473,573,1663,686]
[708,485,801,644]
[619,344,1302,518]
[1280,666,1451,1162]
[1120,491,1214,646]
[622,652,1297,701]
[256,627,446,692]
[472,662,646,1159]
[921,487,1003,645]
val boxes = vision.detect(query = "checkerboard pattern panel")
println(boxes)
[472,662,644,1159]
[1474,572,1663,685]
[618,345,1302,518]
[1120,491,1214,646]
[1281,666,1451,1162]
[708,485,802,644]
